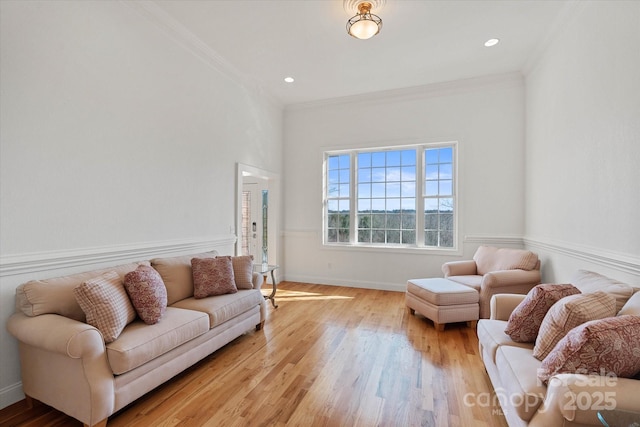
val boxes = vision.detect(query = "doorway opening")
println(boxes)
[236,163,279,273]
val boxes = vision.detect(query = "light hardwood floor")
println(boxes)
[1,282,508,427]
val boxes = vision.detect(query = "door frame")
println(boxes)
[236,163,279,268]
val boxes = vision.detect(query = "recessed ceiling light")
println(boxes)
[484,38,500,47]
[284,77,295,83]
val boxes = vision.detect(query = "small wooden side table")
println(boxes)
[254,264,279,308]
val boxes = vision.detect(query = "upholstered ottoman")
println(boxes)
[406,278,479,331]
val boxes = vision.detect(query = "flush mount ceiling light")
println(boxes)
[346,1,383,40]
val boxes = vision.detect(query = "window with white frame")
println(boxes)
[324,143,456,249]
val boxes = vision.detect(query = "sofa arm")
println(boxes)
[490,294,527,320]
[531,373,640,427]
[442,260,477,277]
[8,312,105,358]
[481,269,541,290]
[252,272,264,289]
[7,313,114,426]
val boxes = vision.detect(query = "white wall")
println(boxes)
[0,1,282,408]
[524,1,640,285]
[282,74,526,290]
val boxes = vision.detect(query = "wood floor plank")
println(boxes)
[1,282,508,427]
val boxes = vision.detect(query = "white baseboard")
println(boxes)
[283,274,406,293]
[0,382,24,410]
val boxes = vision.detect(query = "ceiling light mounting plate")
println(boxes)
[343,0,386,15]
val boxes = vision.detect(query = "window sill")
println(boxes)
[321,243,462,256]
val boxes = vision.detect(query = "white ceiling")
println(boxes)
[153,0,570,106]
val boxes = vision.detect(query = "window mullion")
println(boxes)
[416,146,425,247]
[350,153,357,244]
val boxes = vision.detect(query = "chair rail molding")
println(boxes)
[0,235,237,277]
[523,236,640,276]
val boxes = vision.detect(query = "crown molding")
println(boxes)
[286,71,524,111]
[0,235,236,277]
[522,0,585,77]
[122,0,282,109]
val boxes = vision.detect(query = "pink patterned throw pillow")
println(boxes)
[192,257,237,298]
[123,265,168,324]
[74,271,137,343]
[538,315,640,384]
[504,284,581,342]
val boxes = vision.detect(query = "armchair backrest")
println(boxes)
[472,246,539,276]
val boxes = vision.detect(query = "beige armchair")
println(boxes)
[442,246,541,318]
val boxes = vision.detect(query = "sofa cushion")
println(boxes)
[192,257,237,298]
[496,346,545,422]
[533,291,616,360]
[477,319,534,364]
[124,265,167,325]
[231,255,255,289]
[618,290,640,316]
[504,284,581,343]
[74,271,137,343]
[171,289,265,329]
[473,246,539,275]
[106,306,209,375]
[571,270,635,312]
[151,251,218,305]
[15,261,149,322]
[538,315,640,384]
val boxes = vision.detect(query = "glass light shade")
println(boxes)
[348,19,380,40]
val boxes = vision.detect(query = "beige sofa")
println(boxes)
[6,251,266,427]
[443,246,541,318]
[477,270,640,427]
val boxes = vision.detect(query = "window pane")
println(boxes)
[425,181,438,196]
[440,231,454,247]
[441,213,454,231]
[440,163,452,179]
[358,183,371,198]
[401,166,415,181]
[387,230,400,244]
[371,183,385,197]
[372,152,385,167]
[425,230,438,246]
[328,156,339,169]
[358,215,371,228]
[371,168,385,182]
[339,169,350,183]
[328,200,338,212]
[387,214,400,229]
[387,151,401,167]
[387,167,401,182]
[402,230,416,244]
[402,182,416,197]
[425,149,438,164]
[359,168,371,182]
[358,199,371,212]
[386,183,400,197]
[386,198,400,211]
[402,213,416,229]
[328,170,339,184]
[425,213,438,229]
[338,154,350,168]
[327,229,337,242]
[371,198,385,211]
[425,199,438,211]
[339,184,350,197]
[371,214,385,228]
[439,198,453,212]
[439,148,453,163]
[358,152,371,168]
[425,164,438,179]
[401,150,416,166]
[338,229,349,242]
[372,230,385,243]
[439,180,452,196]
[401,197,415,211]
[358,229,371,242]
